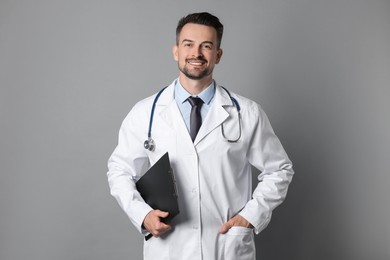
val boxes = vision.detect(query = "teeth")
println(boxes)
[188,61,203,65]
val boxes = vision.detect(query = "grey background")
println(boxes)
[1,0,389,259]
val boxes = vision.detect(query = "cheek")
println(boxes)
[214,53,222,64]
[175,51,187,62]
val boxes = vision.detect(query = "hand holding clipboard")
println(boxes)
[136,153,179,240]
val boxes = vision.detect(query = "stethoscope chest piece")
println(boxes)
[144,138,155,151]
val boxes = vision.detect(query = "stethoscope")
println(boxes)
[144,86,241,151]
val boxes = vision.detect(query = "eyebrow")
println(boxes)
[181,39,193,44]
[181,39,215,46]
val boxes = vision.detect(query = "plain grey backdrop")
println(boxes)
[1,0,389,259]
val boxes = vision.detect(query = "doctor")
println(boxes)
[107,12,294,260]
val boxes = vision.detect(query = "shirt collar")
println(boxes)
[174,79,216,105]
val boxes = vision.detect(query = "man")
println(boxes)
[107,12,294,260]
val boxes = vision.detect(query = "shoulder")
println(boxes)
[131,95,155,113]
[219,87,277,138]
[129,84,174,116]
[121,95,153,125]
[218,86,273,131]
[220,87,263,114]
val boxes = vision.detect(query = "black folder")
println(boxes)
[136,152,179,239]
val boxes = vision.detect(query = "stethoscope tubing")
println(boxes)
[145,85,241,151]
[147,86,168,139]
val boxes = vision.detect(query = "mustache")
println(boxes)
[186,57,208,63]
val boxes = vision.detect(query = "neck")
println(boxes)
[179,74,214,95]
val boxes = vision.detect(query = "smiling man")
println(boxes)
[174,22,222,85]
[107,12,294,260]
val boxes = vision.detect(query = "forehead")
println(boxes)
[178,23,218,43]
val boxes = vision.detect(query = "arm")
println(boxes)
[239,103,294,234]
[107,107,154,234]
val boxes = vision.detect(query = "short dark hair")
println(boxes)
[176,12,224,48]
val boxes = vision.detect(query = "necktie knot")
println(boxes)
[187,96,203,107]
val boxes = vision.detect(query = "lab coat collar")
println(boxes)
[156,80,234,145]
[195,84,232,144]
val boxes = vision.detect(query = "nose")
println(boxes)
[191,45,203,58]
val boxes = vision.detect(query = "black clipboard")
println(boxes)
[136,152,179,240]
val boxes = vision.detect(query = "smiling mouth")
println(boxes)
[186,59,207,66]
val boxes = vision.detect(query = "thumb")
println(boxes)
[219,221,233,234]
[155,210,169,219]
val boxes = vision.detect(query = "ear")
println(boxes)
[215,48,223,64]
[172,44,179,61]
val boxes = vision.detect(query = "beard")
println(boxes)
[178,58,213,80]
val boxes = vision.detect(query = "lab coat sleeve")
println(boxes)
[107,103,153,234]
[238,102,294,234]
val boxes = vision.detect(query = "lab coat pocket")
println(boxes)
[224,226,255,260]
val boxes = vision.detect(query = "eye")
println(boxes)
[203,44,212,49]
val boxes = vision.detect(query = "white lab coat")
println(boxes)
[107,80,294,260]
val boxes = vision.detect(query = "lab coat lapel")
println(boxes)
[155,84,179,131]
[194,85,233,145]
[154,83,235,146]
[155,84,191,143]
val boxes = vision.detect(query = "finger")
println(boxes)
[159,222,172,232]
[155,210,169,219]
[144,210,172,237]
[152,222,172,237]
[143,211,164,232]
[219,221,233,234]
